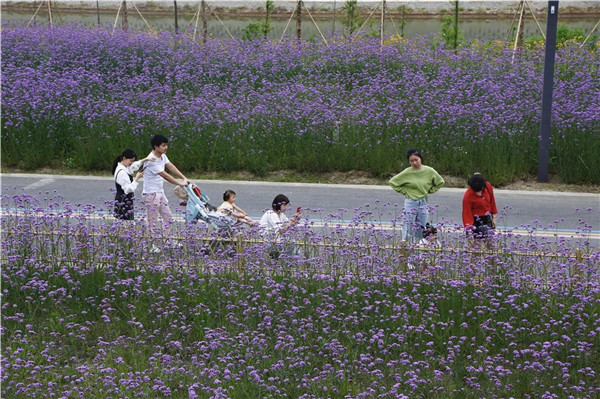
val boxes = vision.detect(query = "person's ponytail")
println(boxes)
[112,149,137,175]
[111,155,122,175]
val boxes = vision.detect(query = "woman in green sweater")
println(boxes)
[389,149,445,241]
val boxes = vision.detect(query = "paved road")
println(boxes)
[2,173,599,235]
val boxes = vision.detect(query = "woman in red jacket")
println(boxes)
[462,173,498,238]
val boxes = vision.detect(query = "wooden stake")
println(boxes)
[380,0,385,46]
[192,2,201,40]
[48,0,53,28]
[332,0,336,35]
[205,2,234,40]
[506,3,519,43]
[130,1,152,31]
[280,7,296,42]
[296,0,302,42]
[27,0,46,28]
[353,2,380,42]
[303,2,327,44]
[581,17,600,47]
[512,0,525,63]
[387,5,400,37]
[517,0,525,47]
[121,0,128,31]
[202,0,208,43]
[112,0,122,34]
[525,0,545,39]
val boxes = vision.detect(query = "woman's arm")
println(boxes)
[487,183,498,228]
[130,161,143,173]
[487,183,498,215]
[115,169,139,195]
[428,169,445,194]
[279,212,301,235]
[389,170,408,195]
[130,156,155,173]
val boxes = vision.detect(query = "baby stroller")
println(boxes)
[181,184,236,233]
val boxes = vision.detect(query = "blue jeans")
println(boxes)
[402,198,428,242]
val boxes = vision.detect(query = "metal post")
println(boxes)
[174,0,179,33]
[537,1,559,182]
[453,0,459,49]
[96,0,100,25]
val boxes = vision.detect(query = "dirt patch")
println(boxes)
[440,175,466,189]
[310,170,383,185]
[497,178,600,193]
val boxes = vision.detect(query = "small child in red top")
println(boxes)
[462,173,498,238]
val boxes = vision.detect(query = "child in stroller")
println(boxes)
[178,184,237,233]
[217,189,258,226]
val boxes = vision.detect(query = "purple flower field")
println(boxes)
[1,26,599,184]
[1,191,599,398]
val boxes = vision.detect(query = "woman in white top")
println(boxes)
[260,194,302,258]
[260,194,301,236]
[112,149,153,220]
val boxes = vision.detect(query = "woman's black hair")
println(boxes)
[468,173,486,192]
[111,149,137,175]
[223,189,236,201]
[406,148,423,161]
[271,194,290,212]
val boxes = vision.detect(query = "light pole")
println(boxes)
[537,1,559,182]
